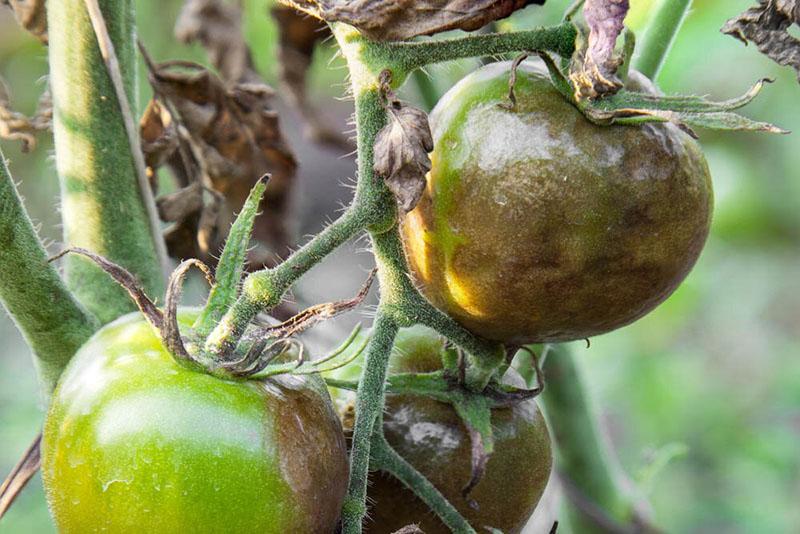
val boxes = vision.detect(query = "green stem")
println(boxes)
[365,23,578,76]
[0,153,98,392]
[203,206,368,355]
[370,431,475,534]
[541,344,650,532]
[341,308,398,534]
[632,0,692,80]
[47,0,165,324]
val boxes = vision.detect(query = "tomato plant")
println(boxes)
[402,59,714,344]
[42,311,348,533]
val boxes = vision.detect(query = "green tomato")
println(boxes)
[42,310,348,533]
[327,325,552,533]
[402,59,713,344]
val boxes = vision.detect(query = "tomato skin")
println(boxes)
[42,311,348,534]
[402,60,713,344]
[328,326,552,533]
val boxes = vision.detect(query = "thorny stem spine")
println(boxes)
[632,0,693,80]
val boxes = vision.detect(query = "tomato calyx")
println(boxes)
[49,178,374,381]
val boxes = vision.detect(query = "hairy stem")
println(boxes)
[541,344,650,533]
[48,0,165,324]
[0,153,98,392]
[203,206,368,355]
[370,430,475,534]
[632,0,692,80]
[367,23,578,76]
[341,308,398,533]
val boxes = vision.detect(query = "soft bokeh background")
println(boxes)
[1,1,798,532]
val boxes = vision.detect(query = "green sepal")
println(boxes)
[540,53,788,135]
[194,177,268,337]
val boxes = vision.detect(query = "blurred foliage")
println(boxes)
[1,1,798,533]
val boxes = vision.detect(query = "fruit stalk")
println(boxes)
[633,0,693,79]
[0,152,98,393]
[369,431,476,534]
[48,0,165,324]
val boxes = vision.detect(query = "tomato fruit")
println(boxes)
[402,60,713,343]
[328,326,552,533]
[42,310,348,533]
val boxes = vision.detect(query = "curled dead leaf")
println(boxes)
[569,0,629,100]
[277,0,545,41]
[139,51,296,271]
[373,72,433,213]
[722,0,800,82]
[2,0,47,44]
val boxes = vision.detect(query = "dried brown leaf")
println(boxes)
[2,0,47,43]
[0,79,51,152]
[175,0,259,84]
[277,0,545,41]
[0,434,41,520]
[569,0,629,100]
[373,78,433,212]
[722,0,800,82]
[140,54,297,269]
[271,5,351,149]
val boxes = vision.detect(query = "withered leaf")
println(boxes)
[373,100,433,212]
[271,5,351,149]
[569,0,629,100]
[139,54,296,270]
[2,0,47,44]
[175,0,260,84]
[277,0,545,41]
[722,0,800,82]
[0,78,51,152]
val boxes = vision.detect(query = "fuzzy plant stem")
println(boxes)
[341,309,399,533]
[632,0,693,80]
[370,429,475,534]
[541,344,649,533]
[47,0,165,324]
[0,153,98,393]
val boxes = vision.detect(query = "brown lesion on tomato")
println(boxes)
[268,375,349,533]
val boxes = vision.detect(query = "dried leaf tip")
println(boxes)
[722,0,800,83]
[276,0,545,41]
[569,0,630,100]
[373,70,433,213]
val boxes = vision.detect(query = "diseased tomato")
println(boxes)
[328,326,552,533]
[42,310,348,534]
[402,59,713,344]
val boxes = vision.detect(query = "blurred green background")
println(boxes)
[1,1,798,532]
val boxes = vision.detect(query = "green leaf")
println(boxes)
[194,177,268,337]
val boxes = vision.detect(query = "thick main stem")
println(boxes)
[541,344,649,533]
[0,153,98,392]
[632,0,692,80]
[48,0,165,324]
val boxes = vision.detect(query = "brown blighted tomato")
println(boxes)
[401,59,713,344]
[329,326,552,533]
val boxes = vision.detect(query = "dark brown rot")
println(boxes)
[402,60,713,344]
